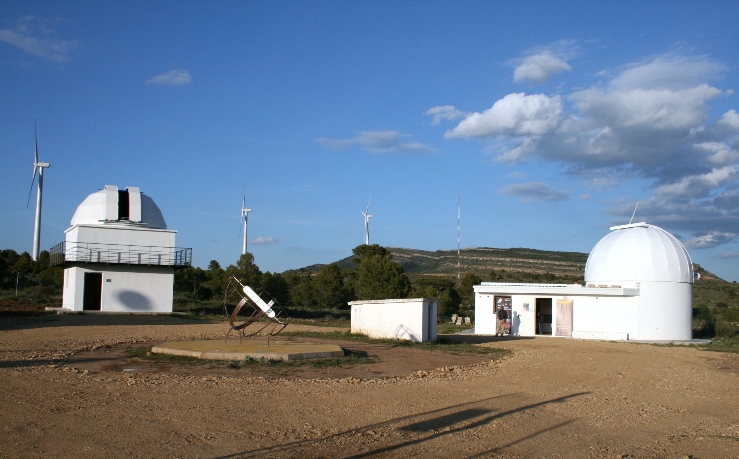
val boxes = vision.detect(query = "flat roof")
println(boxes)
[474,282,639,297]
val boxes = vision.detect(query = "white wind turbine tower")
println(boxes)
[27,121,50,261]
[361,195,372,245]
[241,196,252,255]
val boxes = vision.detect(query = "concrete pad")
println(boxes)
[151,339,344,361]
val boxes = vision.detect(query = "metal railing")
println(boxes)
[50,241,192,268]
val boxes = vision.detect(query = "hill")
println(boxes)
[305,246,727,283]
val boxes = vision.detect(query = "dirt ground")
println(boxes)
[1,313,738,458]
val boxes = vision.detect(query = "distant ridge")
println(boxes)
[302,247,588,278]
[296,247,726,282]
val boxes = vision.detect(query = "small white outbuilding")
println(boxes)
[50,185,191,313]
[474,223,694,341]
[349,298,438,342]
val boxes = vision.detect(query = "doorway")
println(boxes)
[535,298,552,335]
[83,272,102,311]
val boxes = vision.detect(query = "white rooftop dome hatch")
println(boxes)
[70,185,167,229]
[584,222,694,341]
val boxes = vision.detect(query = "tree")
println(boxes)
[352,244,411,300]
[459,272,482,308]
[262,272,290,305]
[412,277,461,319]
[314,263,352,309]
[283,269,315,308]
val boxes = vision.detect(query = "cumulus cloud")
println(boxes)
[499,182,569,202]
[445,93,563,139]
[0,16,76,63]
[425,105,465,125]
[684,232,737,249]
[250,236,279,245]
[435,51,739,250]
[514,52,572,85]
[146,69,192,86]
[317,131,435,155]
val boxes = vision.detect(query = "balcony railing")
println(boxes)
[50,241,192,268]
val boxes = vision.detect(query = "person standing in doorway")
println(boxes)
[496,306,508,336]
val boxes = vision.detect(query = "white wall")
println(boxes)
[349,299,437,342]
[62,265,174,313]
[66,225,176,247]
[474,282,691,341]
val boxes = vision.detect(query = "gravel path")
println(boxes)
[1,314,737,458]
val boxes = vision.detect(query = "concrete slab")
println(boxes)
[151,339,344,361]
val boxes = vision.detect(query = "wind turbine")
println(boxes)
[26,121,50,261]
[241,196,252,255]
[361,195,372,245]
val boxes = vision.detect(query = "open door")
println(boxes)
[535,298,552,335]
[83,272,103,311]
[555,299,573,337]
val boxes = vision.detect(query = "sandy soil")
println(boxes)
[0,313,737,458]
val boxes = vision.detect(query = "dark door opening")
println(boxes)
[535,298,552,335]
[83,272,103,311]
[118,190,130,220]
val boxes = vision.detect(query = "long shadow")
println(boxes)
[438,334,534,344]
[0,313,220,331]
[214,391,589,458]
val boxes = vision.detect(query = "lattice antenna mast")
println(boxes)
[457,195,461,286]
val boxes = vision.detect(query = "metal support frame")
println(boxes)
[223,276,290,343]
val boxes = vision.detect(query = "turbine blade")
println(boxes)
[34,120,39,165]
[27,167,37,209]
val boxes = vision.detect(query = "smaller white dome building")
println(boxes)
[51,185,191,313]
[474,222,694,341]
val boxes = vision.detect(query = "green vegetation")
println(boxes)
[282,330,506,356]
[699,336,739,354]
[3,244,736,341]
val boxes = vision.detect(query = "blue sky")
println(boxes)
[1,1,738,282]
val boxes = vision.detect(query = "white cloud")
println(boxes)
[317,131,435,155]
[715,251,739,259]
[695,142,739,166]
[146,69,192,86]
[445,93,563,139]
[425,105,465,125]
[0,16,76,63]
[436,51,739,250]
[610,54,726,90]
[684,232,737,249]
[570,84,720,131]
[655,166,736,199]
[250,236,279,245]
[718,109,739,130]
[499,182,569,202]
[514,52,572,85]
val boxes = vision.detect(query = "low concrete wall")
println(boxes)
[349,298,438,342]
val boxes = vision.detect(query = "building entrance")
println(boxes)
[535,298,552,335]
[83,272,102,310]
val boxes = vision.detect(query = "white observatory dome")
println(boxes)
[70,185,167,229]
[585,223,693,284]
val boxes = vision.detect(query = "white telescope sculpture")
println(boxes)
[223,276,288,341]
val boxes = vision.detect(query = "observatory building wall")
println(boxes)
[473,223,694,341]
[66,225,176,247]
[63,265,174,313]
[56,185,188,314]
[349,298,438,342]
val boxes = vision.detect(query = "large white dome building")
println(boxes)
[50,185,191,313]
[474,222,694,341]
